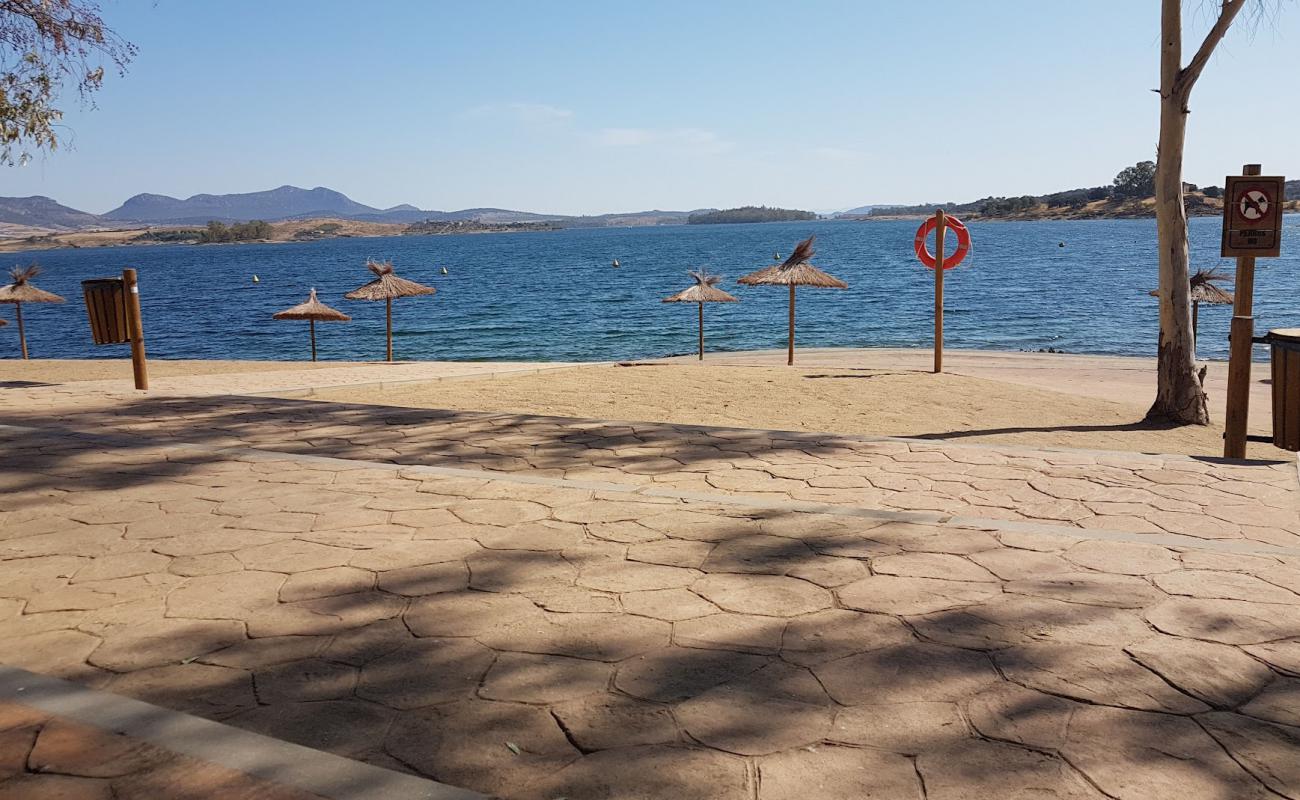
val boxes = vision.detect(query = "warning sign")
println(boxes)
[1222,175,1285,258]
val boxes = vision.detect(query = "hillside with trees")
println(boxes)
[846,161,1300,221]
[197,220,274,243]
[688,206,817,225]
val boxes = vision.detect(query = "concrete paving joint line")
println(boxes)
[0,667,487,800]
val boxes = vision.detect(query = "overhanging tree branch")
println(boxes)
[1174,0,1246,95]
[0,0,132,165]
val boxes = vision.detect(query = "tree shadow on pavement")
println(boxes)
[4,444,1297,800]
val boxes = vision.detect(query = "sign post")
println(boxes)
[1222,164,1285,458]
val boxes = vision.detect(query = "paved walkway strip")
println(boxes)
[5,421,1300,560]
[3,388,1299,549]
[0,667,482,799]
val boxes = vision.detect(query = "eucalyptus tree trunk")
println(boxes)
[1148,0,1245,425]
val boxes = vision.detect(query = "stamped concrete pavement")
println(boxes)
[1,372,1299,798]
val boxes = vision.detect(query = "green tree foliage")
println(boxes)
[1202,185,1223,198]
[131,229,201,243]
[1043,189,1093,208]
[688,206,817,225]
[978,196,1039,215]
[0,0,135,165]
[197,219,271,243]
[1113,160,1157,199]
[231,220,272,239]
[200,221,232,243]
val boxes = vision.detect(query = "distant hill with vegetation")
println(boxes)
[0,215,563,253]
[688,206,817,225]
[403,219,558,235]
[845,162,1300,221]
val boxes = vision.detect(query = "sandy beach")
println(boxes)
[303,349,1277,458]
[2,348,1282,459]
[0,358,367,383]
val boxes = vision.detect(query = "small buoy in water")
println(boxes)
[252,275,260,283]
[612,259,621,268]
[440,266,448,275]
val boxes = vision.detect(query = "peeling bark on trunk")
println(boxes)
[1147,0,1245,426]
[1149,90,1208,424]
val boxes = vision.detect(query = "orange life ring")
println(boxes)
[914,215,971,270]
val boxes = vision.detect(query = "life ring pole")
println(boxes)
[933,209,946,374]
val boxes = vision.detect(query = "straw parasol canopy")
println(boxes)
[344,259,435,362]
[0,264,65,359]
[737,236,846,365]
[1148,267,1233,347]
[663,269,738,360]
[273,288,351,362]
[1187,267,1234,305]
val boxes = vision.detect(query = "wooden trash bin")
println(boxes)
[82,278,131,345]
[1268,328,1300,451]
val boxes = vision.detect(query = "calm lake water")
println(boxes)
[2,216,1298,363]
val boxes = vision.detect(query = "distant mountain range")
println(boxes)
[0,185,704,232]
[0,196,105,230]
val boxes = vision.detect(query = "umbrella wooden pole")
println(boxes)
[1192,300,1199,350]
[385,297,393,362]
[15,302,26,360]
[788,285,796,366]
[933,209,947,374]
[698,302,704,361]
[310,319,317,362]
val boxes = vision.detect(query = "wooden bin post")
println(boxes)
[123,268,149,391]
[1223,164,1262,458]
[933,209,947,374]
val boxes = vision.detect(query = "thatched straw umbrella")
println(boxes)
[344,259,435,361]
[0,264,65,359]
[273,288,351,361]
[738,236,846,365]
[1148,267,1233,345]
[663,270,738,360]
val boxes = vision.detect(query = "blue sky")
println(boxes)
[4,0,1298,215]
